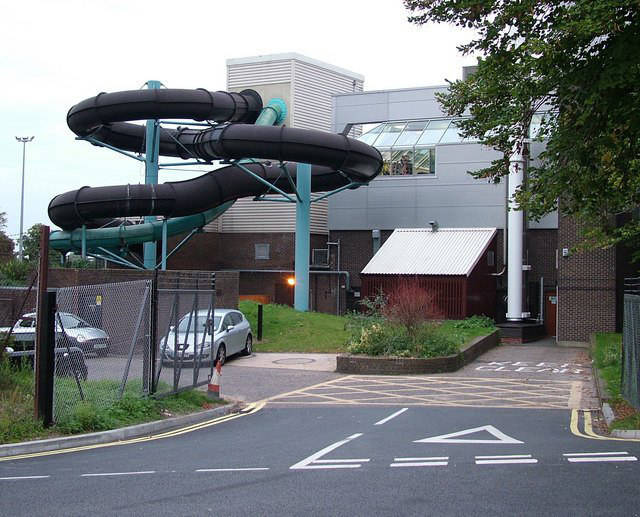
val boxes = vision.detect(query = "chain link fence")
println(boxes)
[49,273,216,422]
[623,278,640,409]
[53,280,152,422]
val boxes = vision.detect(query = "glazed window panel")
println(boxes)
[388,149,414,175]
[358,123,385,145]
[394,121,428,146]
[417,119,450,145]
[439,119,465,144]
[374,122,406,147]
[379,151,393,175]
[413,148,435,174]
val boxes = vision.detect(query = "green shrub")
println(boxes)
[348,321,459,358]
[452,315,495,330]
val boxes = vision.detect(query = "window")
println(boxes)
[255,243,270,260]
[357,117,477,177]
[374,122,406,147]
[230,312,243,325]
[395,121,428,146]
[417,120,450,145]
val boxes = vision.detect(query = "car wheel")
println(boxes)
[242,334,253,356]
[216,344,226,366]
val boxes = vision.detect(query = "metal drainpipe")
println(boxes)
[327,241,341,315]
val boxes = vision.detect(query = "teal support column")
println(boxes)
[81,225,87,258]
[161,218,168,270]
[294,163,311,312]
[143,80,161,269]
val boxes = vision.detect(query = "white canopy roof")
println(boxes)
[361,227,497,277]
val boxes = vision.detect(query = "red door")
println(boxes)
[544,289,557,337]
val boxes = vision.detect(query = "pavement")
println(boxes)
[0,339,625,458]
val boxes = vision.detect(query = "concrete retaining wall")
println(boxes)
[336,330,499,375]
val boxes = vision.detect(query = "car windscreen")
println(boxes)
[57,314,89,329]
[177,315,219,333]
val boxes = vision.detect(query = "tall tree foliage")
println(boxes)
[405,0,640,250]
[0,212,14,263]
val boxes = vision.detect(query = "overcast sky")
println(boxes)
[0,0,476,240]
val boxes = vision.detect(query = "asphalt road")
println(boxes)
[2,405,639,516]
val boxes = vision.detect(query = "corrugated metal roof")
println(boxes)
[361,228,497,277]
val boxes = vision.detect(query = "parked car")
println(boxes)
[5,346,89,381]
[0,312,110,357]
[161,308,252,365]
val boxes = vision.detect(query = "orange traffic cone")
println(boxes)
[207,359,222,400]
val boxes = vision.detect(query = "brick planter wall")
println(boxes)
[336,330,499,375]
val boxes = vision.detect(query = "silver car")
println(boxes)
[161,308,252,365]
[0,312,110,356]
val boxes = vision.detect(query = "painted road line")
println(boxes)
[0,475,50,480]
[570,409,640,442]
[0,402,265,463]
[563,451,637,463]
[195,468,270,472]
[475,454,534,459]
[81,471,156,477]
[290,433,369,470]
[567,457,637,463]
[563,452,630,457]
[475,454,537,465]
[391,456,449,468]
[313,459,371,463]
[374,408,408,426]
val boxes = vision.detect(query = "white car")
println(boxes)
[0,312,110,356]
[160,308,252,365]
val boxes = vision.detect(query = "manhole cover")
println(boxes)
[273,358,316,365]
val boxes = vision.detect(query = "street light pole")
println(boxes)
[15,136,34,261]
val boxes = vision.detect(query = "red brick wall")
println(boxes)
[167,232,327,271]
[557,214,616,342]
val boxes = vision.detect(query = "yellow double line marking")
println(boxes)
[570,409,640,442]
[0,402,265,463]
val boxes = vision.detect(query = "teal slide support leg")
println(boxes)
[81,225,87,258]
[294,163,311,312]
[143,80,162,269]
[161,218,168,270]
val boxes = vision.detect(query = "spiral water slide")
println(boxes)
[49,88,383,253]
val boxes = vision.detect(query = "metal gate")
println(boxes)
[153,273,216,397]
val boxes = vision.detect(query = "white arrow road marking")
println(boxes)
[475,454,537,465]
[564,452,637,463]
[290,433,370,470]
[374,408,408,426]
[0,475,50,481]
[391,456,449,468]
[415,425,523,444]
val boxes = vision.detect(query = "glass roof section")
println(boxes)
[356,118,475,149]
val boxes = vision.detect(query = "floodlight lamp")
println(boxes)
[287,277,296,286]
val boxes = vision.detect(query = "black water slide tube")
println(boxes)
[49,88,383,231]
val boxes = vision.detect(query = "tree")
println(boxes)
[0,212,14,263]
[21,223,61,265]
[404,0,640,251]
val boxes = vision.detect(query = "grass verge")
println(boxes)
[0,359,222,445]
[240,301,495,357]
[240,301,350,353]
[592,332,640,430]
